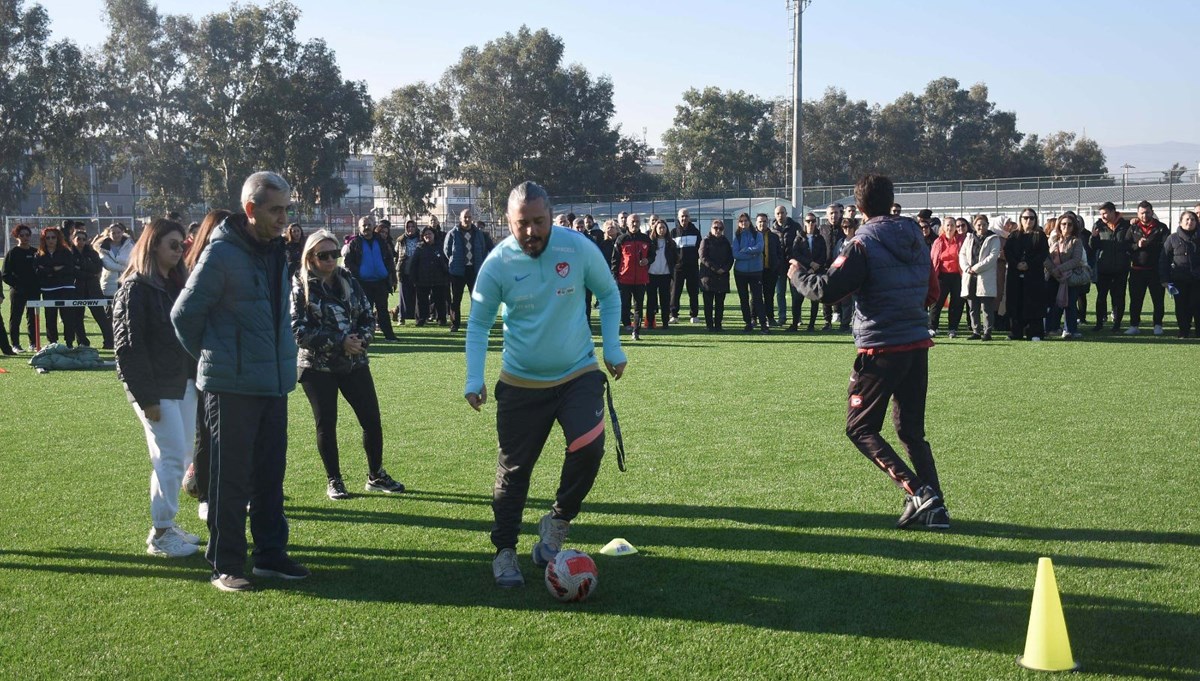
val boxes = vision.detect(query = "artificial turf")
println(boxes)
[0,299,1197,679]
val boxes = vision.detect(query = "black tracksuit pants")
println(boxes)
[761,269,779,324]
[299,366,384,480]
[449,265,477,330]
[734,271,767,329]
[929,273,963,332]
[619,283,646,327]
[1171,280,1200,337]
[194,390,211,503]
[1094,271,1128,328]
[1128,268,1165,328]
[647,274,672,326]
[491,371,606,551]
[204,391,290,577]
[671,264,699,318]
[845,349,943,502]
[8,290,36,348]
[702,291,726,329]
[359,278,395,339]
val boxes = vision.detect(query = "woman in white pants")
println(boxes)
[113,218,201,558]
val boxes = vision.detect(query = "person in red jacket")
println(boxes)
[610,213,655,340]
[927,218,966,337]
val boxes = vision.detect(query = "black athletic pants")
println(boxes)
[416,285,447,324]
[8,290,36,348]
[1171,280,1200,337]
[204,391,290,577]
[299,366,384,480]
[491,371,606,551]
[671,265,700,318]
[193,390,210,503]
[702,291,726,329]
[1094,271,1128,328]
[734,271,767,329]
[619,283,646,327]
[449,265,477,330]
[647,273,672,326]
[929,273,963,332]
[398,273,417,321]
[845,349,942,502]
[359,278,395,339]
[761,269,779,324]
[1128,269,1165,328]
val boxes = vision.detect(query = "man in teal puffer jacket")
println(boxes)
[171,171,304,593]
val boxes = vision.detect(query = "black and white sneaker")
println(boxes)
[211,572,252,592]
[327,477,351,500]
[921,506,951,530]
[252,555,311,580]
[896,485,940,529]
[365,469,405,493]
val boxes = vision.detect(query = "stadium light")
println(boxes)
[789,1,812,216]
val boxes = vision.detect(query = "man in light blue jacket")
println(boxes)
[464,181,627,588]
[172,171,304,592]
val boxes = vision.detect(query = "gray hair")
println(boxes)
[241,171,291,207]
[507,181,552,213]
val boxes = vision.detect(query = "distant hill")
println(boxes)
[1101,142,1200,176]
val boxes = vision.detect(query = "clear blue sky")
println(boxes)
[36,0,1200,150]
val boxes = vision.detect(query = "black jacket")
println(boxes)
[762,229,785,274]
[1090,217,1132,275]
[1125,219,1169,271]
[114,273,195,409]
[1004,229,1049,275]
[1160,229,1199,284]
[670,222,702,271]
[793,232,828,271]
[411,242,449,287]
[285,240,303,281]
[649,236,678,273]
[74,245,105,298]
[698,234,733,293]
[36,247,77,290]
[771,218,802,261]
[3,245,40,296]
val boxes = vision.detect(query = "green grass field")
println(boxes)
[1,301,1198,680]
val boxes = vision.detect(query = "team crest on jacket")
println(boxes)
[556,262,570,278]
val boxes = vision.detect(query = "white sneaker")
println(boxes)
[169,525,202,545]
[928,329,937,337]
[668,316,679,324]
[198,501,208,521]
[1031,336,1042,341]
[1124,326,1140,335]
[832,313,841,324]
[689,316,700,324]
[1153,325,1163,336]
[146,528,200,558]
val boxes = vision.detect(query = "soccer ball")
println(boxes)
[544,549,598,603]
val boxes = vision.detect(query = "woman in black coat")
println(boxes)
[1160,210,1200,338]
[70,228,113,348]
[411,227,449,326]
[34,226,79,346]
[698,219,733,331]
[1004,208,1051,340]
[2,224,39,353]
[793,214,829,331]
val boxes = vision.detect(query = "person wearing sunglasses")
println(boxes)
[35,225,78,346]
[698,219,732,331]
[113,218,202,559]
[291,230,404,501]
[1003,209,1050,340]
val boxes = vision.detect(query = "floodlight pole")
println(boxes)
[790,1,811,217]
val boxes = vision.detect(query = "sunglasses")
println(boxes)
[316,250,340,262]
[1021,215,1035,220]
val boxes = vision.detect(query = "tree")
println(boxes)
[799,87,874,186]
[373,83,453,217]
[661,87,779,193]
[101,0,201,215]
[1163,162,1187,184]
[1040,131,1108,177]
[441,26,644,205]
[0,0,50,214]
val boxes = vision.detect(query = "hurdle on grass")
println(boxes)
[23,298,111,351]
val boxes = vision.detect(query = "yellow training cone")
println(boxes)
[1017,557,1079,672]
[600,538,637,556]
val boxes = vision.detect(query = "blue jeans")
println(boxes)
[1050,285,1087,335]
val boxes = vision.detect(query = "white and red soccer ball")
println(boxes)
[544,549,598,602]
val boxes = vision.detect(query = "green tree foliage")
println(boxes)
[440,26,647,206]
[373,83,453,217]
[661,87,779,194]
[0,0,51,214]
[1039,131,1109,178]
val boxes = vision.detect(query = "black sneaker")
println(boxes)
[921,505,951,530]
[365,469,405,494]
[252,555,311,580]
[211,572,252,592]
[967,333,982,340]
[327,477,351,500]
[896,486,940,529]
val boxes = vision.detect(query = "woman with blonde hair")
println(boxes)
[291,230,403,500]
[1045,213,1089,339]
[112,218,202,557]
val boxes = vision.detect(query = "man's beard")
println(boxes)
[521,236,545,258]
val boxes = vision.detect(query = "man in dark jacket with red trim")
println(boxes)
[1122,200,1169,335]
[788,174,948,530]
